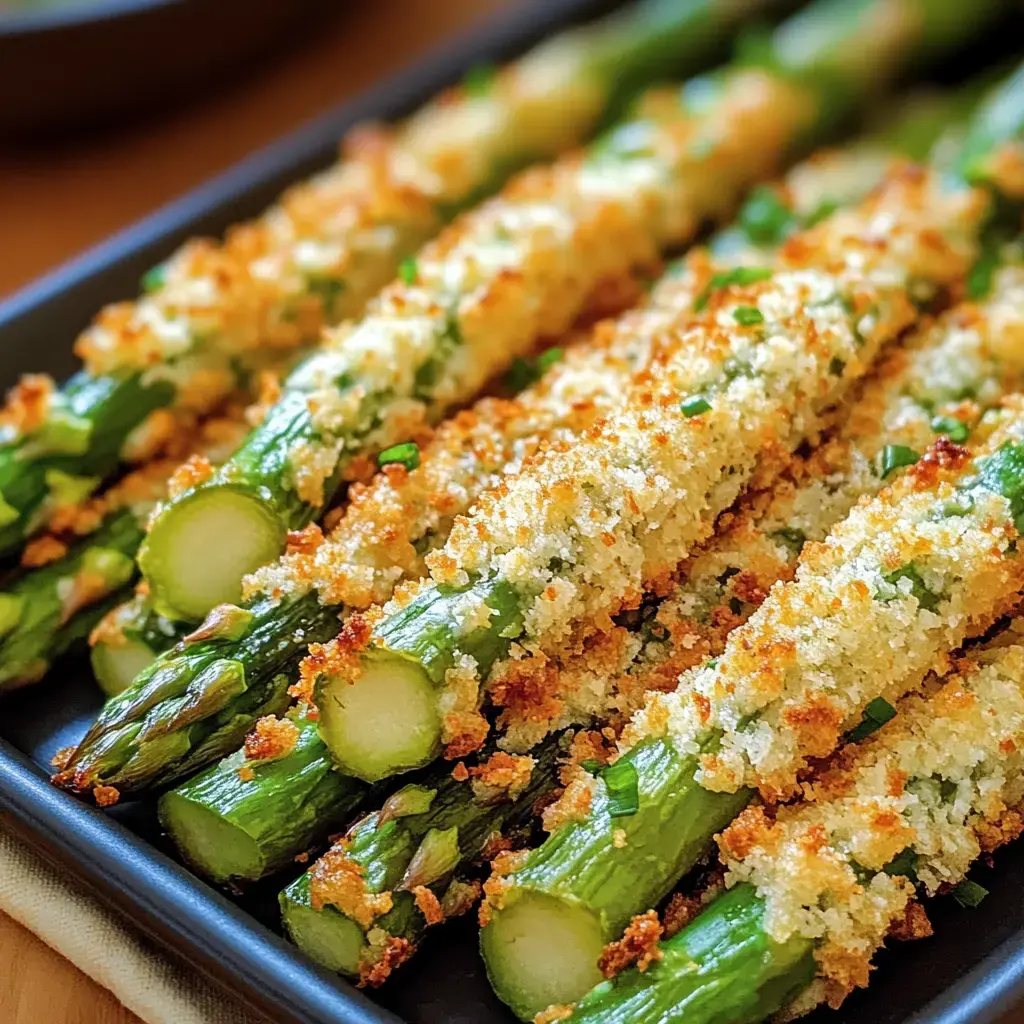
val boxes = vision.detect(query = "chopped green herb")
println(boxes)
[601,760,639,818]
[505,358,535,393]
[399,257,418,286]
[463,63,496,97]
[804,198,839,227]
[733,305,764,327]
[378,442,420,472]
[579,759,602,775]
[704,657,719,670]
[829,357,846,377]
[930,415,970,443]
[967,246,1000,300]
[505,348,563,393]
[882,848,919,883]
[308,276,346,316]
[141,263,167,293]
[771,527,806,557]
[951,878,989,908]
[681,395,712,417]
[738,186,795,246]
[536,347,564,373]
[878,444,921,480]
[881,564,941,612]
[847,696,897,742]
[694,266,772,312]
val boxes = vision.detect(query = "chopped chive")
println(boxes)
[378,442,420,472]
[878,444,921,480]
[398,257,418,286]
[951,879,989,908]
[771,527,806,557]
[141,263,167,293]
[681,395,712,417]
[847,696,897,742]
[536,347,564,373]
[505,348,563,393]
[732,305,764,326]
[882,847,919,883]
[463,63,497,98]
[804,198,839,227]
[967,246,1000,300]
[930,415,970,444]
[601,760,639,818]
[308,276,346,316]
[882,564,941,612]
[738,186,795,246]
[694,266,772,312]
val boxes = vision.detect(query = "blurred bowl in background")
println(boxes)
[0,0,344,138]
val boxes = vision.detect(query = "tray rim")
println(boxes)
[2,0,1024,1020]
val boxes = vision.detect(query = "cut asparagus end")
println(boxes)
[158,789,265,884]
[91,639,159,698]
[481,892,605,1021]
[316,652,442,783]
[140,489,285,620]
[281,879,366,976]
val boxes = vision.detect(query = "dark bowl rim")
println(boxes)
[0,0,179,37]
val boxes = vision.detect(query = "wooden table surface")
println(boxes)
[0,2,506,1020]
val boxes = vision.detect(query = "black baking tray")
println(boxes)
[1,1,1024,1021]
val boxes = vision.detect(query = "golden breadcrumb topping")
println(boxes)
[243,715,300,761]
[720,640,1024,1011]
[628,408,1024,801]
[598,909,664,978]
[412,164,985,728]
[494,256,1024,747]
[308,846,393,929]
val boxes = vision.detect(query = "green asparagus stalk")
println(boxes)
[479,399,1024,1019]
[0,0,740,562]
[565,882,814,1024]
[566,637,1024,1024]
[89,592,187,698]
[280,741,559,985]
[0,412,248,694]
[134,0,993,622]
[158,708,369,883]
[313,72,1024,787]
[0,509,139,691]
[53,125,906,802]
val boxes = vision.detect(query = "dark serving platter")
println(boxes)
[1,1,1024,1021]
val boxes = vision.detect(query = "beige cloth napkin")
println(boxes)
[0,825,263,1024]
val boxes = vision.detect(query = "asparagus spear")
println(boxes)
[158,708,369,883]
[134,0,988,622]
[280,741,558,985]
[89,592,187,698]
[55,125,910,803]
[0,0,735,561]
[0,510,138,692]
[565,637,1024,1024]
[312,90,1019,785]
[0,413,247,693]
[479,395,1024,1018]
